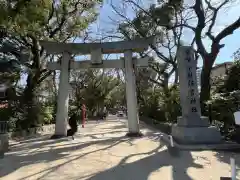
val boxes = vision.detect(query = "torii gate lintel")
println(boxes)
[39,36,154,55]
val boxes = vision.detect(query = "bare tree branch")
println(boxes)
[215,17,240,44]
[205,0,232,41]
[193,0,208,58]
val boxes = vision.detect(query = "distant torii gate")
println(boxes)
[40,37,155,138]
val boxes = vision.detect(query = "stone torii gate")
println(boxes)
[40,37,155,138]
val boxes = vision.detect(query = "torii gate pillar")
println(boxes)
[124,51,141,136]
[52,52,70,138]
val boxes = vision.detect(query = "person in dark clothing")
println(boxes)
[67,113,78,140]
[102,106,107,120]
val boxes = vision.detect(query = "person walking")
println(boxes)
[67,113,78,140]
[103,106,107,120]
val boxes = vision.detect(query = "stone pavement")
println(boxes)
[0,117,240,180]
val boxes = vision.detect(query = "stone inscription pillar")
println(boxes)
[177,46,204,126]
[171,46,221,144]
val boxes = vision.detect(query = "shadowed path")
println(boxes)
[0,117,239,180]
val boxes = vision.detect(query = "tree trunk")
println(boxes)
[162,73,169,95]
[200,56,214,114]
[174,67,178,85]
[18,72,41,130]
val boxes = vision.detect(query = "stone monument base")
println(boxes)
[50,134,67,139]
[171,116,222,144]
[172,125,222,144]
[0,134,9,152]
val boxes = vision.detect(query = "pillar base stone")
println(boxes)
[50,134,67,139]
[0,134,9,153]
[126,131,143,138]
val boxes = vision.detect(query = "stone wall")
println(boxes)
[0,124,55,154]
[8,124,55,139]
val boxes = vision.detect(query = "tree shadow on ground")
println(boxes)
[100,124,126,130]
[1,120,203,180]
[4,138,202,180]
[0,134,129,179]
[214,150,240,169]
[82,132,125,140]
[213,150,240,179]
[10,132,46,141]
[9,135,70,152]
[84,144,202,180]
[11,134,51,143]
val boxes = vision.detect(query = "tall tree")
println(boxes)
[109,0,184,91]
[171,0,240,105]
[0,33,33,109]
[0,0,102,128]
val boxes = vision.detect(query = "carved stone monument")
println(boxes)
[171,46,222,144]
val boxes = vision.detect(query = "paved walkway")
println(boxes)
[0,117,240,180]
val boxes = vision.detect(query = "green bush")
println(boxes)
[139,88,166,121]
[138,85,181,123]
[140,116,172,134]
[208,60,240,142]
[160,86,181,123]
[41,105,54,124]
[207,91,240,141]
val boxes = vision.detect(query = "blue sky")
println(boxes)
[19,0,240,86]
[88,0,240,65]
[215,30,240,62]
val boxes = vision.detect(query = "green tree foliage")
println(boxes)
[208,59,240,141]
[70,69,121,117]
[138,84,180,122]
[117,0,184,88]
[105,82,125,110]
[219,61,240,93]
[0,34,30,100]
[110,0,184,125]
[233,48,240,60]
[208,91,240,141]
[0,0,102,130]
